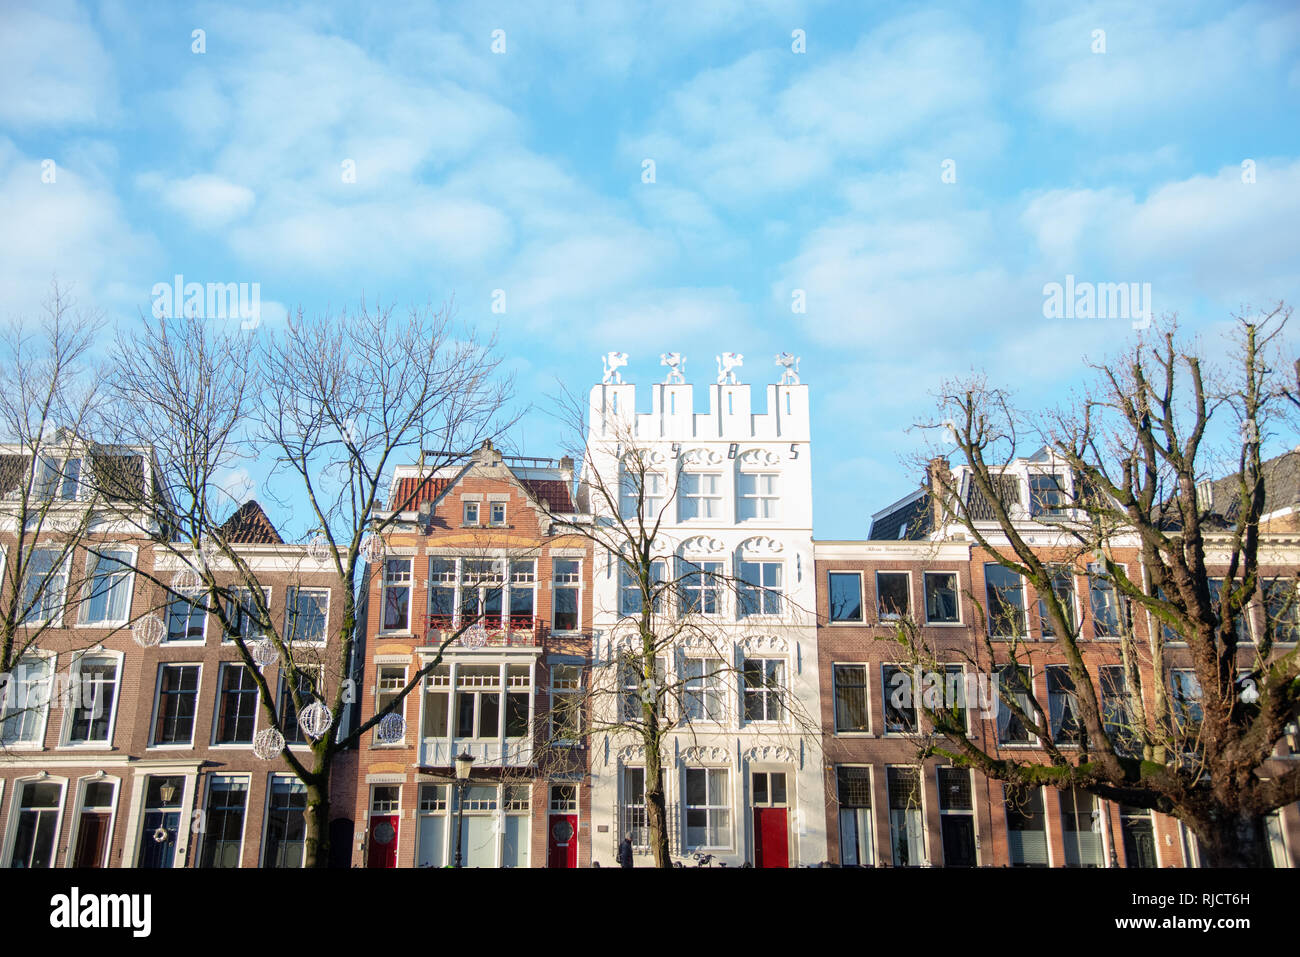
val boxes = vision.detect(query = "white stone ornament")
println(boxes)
[463,622,488,648]
[715,352,743,384]
[133,613,167,648]
[775,352,800,385]
[253,727,285,760]
[307,532,332,563]
[298,700,334,741]
[360,534,386,566]
[602,351,629,384]
[376,712,406,743]
[250,640,279,669]
[199,534,222,567]
[172,567,202,592]
[660,352,686,384]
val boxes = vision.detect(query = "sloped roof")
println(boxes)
[389,475,453,511]
[868,492,932,540]
[1200,448,1300,529]
[220,500,283,544]
[520,478,574,513]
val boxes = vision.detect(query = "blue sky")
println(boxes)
[2,0,1298,539]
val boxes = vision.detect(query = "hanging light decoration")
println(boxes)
[463,622,488,649]
[171,567,202,592]
[298,700,334,741]
[307,532,332,563]
[250,640,279,670]
[360,533,386,566]
[199,534,222,567]
[375,712,406,743]
[152,826,170,844]
[132,614,167,648]
[253,727,286,760]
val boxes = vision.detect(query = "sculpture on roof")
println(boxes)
[602,351,629,384]
[775,352,800,385]
[715,352,743,384]
[660,352,686,384]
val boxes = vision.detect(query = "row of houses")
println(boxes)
[1,372,1298,867]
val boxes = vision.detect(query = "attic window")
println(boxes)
[897,523,907,540]
[490,502,506,526]
[463,501,479,526]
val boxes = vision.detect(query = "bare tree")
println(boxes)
[901,305,1299,866]
[108,299,514,867]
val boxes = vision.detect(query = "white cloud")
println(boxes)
[141,173,256,228]
[0,2,117,127]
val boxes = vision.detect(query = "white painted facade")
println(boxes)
[583,377,828,866]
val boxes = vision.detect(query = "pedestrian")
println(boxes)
[617,835,633,868]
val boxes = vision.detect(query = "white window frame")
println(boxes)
[827,570,864,624]
[874,570,912,621]
[742,656,785,725]
[835,764,875,867]
[20,546,71,628]
[1004,782,1052,867]
[678,471,723,522]
[223,586,271,644]
[285,586,330,644]
[165,588,208,644]
[620,469,667,522]
[922,570,963,625]
[149,662,203,749]
[2,774,68,869]
[551,558,582,634]
[59,649,124,748]
[679,558,724,617]
[0,650,56,749]
[211,660,261,747]
[373,664,408,747]
[984,562,1028,639]
[278,664,324,749]
[936,766,978,866]
[1088,562,1128,639]
[1037,565,1079,639]
[197,773,250,868]
[381,557,413,633]
[831,662,871,735]
[886,764,927,867]
[683,765,732,851]
[881,663,918,736]
[548,661,584,744]
[261,773,309,869]
[462,501,480,526]
[489,502,507,526]
[737,559,783,619]
[996,664,1039,747]
[736,470,779,521]
[682,656,726,724]
[77,545,137,627]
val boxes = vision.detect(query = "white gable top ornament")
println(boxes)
[602,351,629,384]
[660,352,686,384]
[716,352,743,384]
[775,352,800,385]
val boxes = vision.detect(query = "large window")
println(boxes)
[166,590,206,642]
[619,657,666,723]
[620,559,666,617]
[737,472,778,520]
[22,547,68,625]
[549,663,584,741]
[1028,473,1067,517]
[224,587,268,642]
[80,548,133,625]
[263,776,307,867]
[620,471,666,521]
[427,558,457,628]
[278,667,320,745]
[1263,578,1299,643]
[452,665,530,739]
[742,658,784,722]
[1100,665,1136,755]
[876,571,910,619]
[1169,669,1203,739]
[836,767,874,867]
[680,560,723,615]
[0,655,54,746]
[459,559,503,627]
[882,664,917,734]
[199,776,248,868]
[621,767,650,848]
[422,666,451,738]
[552,559,580,632]
[833,664,869,733]
[9,780,63,868]
[683,658,725,722]
[1207,577,1249,641]
[374,666,406,743]
[509,560,535,628]
[1088,563,1125,638]
[66,654,119,744]
[679,472,722,520]
[887,766,925,866]
[985,564,1027,638]
[1038,566,1077,638]
[286,587,329,643]
[1061,789,1105,867]
[215,663,258,745]
[1005,784,1048,867]
[923,572,960,623]
[738,561,782,617]
[1046,666,1081,745]
[152,664,200,746]
[937,767,977,866]
[382,558,412,631]
[684,767,730,848]
[996,665,1035,745]
[827,571,863,622]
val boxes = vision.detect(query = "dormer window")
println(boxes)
[489,502,506,526]
[1028,474,1067,517]
[35,456,81,501]
[463,501,479,526]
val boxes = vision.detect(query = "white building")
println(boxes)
[582,357,828,867]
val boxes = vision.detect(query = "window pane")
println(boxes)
[828,573,862,622]
[924,573,959,623]
[876,572,910,618]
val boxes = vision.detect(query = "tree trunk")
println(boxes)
[1191,810,1268,868]
[304,778,330,869]
[645,744,671,868]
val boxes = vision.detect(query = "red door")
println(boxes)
[367,815,398,868]
[754,808,789,868]
[547,815,577,868]
[73,813,109,867]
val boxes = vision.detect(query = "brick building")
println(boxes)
[815,449,1300,867]
[348,440,595,867]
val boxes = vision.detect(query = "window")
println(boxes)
[737,472,779,520]
[286,587,329,643]
[833,664,869,733]
[1005,784,1048,867]
[9,780,63,868]
[679,472,722,520]
[684,767,730,848]
[422,666,451,738]
[937,768,977,867]
[876,571,910,620]
[35,455,81,501]
[137,775,184,868]
[985,564,1027,638]
[620,559,666,617]
[166,591,206,642]
[199,776,248,868]
[1099,665,1136,755]
[738,561,782,617]
[552,559,580,632]
[508,559,536,628]
[620,767,659,849]
[455,666,502,739]
[826,571,862,622]
[460,558,504,628]
[742,659,784,722]
[1046,666,1082,745]
[417,784,448,867]
[1120,805,1158,868]
[67,654,119,744]
[1038,566,1077,638]
[427,558,456,628]
[923,572,960,623]
[550,663,584,741]
[1169,669,1203,738]
[263,776,307,867]
[1088,562,1125,638]
[938,663,969,734]
[374,666,406,743]
[152,665,200,746]
[381,558,412,631]
[21,547,68,625]
[683,658,725,722]
[1207,577,1248,641]
[0,655,53,746]
[1263,578,1299,643]
[278,667,320,745]
[215,663,258,745]
[887,766,925,866]
[1029,473,1067,517]
[502,786,530,868]
[489,502,506,526]
[836,767,874,867]
[882,664,917,734]
[752,771,787,807]
[996,665,1035,745]
[680,560,723,615]
[224,587,269,642]
[1061,788,1105,867]
[463,501,479,526]
[620,471,666,521]
[80,549,133,625]
[619,656,665,723]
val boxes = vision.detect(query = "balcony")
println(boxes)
[421,614,547,648]
[421,737,534,768]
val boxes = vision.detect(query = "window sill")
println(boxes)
[147,743,196,750]
[78,620,131,629]
[210,742,254,749]
[923,621,964,628]
[58,742,114,750]
[834,730,875,737]
[829,619,866,626]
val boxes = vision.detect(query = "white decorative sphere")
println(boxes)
[298,700,334,740]
[253,727,285,760]
[250,640,279,669]
[376,712,406,743]
[307,533,332,563]
[360,534,386,566]
[172,567,202,592]
[133,614,167,648]
[463,623,488,649]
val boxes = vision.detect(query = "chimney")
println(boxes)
[926,456,953,532]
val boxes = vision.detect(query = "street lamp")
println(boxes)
[452,752,475,868]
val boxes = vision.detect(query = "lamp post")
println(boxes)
[453,752,475,868]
